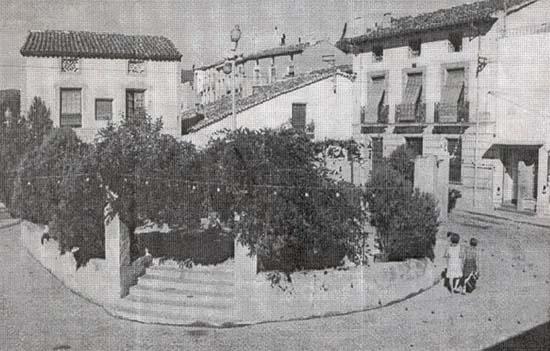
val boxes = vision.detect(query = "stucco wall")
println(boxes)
[183,75,355,147]
[24,57,180,142]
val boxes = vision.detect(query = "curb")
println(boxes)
[455,210,550,229]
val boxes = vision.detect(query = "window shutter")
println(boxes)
[95,99,112,120]
[403,73,423,104]
[366,76,386,122]
[60,88,82,127]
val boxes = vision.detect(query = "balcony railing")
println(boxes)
[434,101,469,123]
[395,103,426,123]
[360,105,389,124]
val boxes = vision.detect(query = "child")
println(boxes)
[444,232,463,294]
[462,238,479,293]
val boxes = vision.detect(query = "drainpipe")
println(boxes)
[473,30,481,208]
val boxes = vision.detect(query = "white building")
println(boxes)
[181,66,355,147]
[338,0,550,217]
[20,30,182,141]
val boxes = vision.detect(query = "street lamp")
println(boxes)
[224,25,242,131]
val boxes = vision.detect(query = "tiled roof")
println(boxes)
[181,65,353,133]
[20,30,182,61]
[196,43,309,71]
[337,0,537,52]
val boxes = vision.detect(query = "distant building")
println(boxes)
[20,30,182,141]
[338,0,550,217]
[193,40,352,105]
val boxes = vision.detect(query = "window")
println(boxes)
[128,60,145,74]
[60,88,82,127]
[449,32,463,52]
[403,72,423,104]
[95,99,113,121]
[126,89,145,119]
[447,138,462,183]
[288,64,295,77]
[372,137,384,166]
[408,39,422,57]
[373,45,384,62]
[291,103,306,131]
[366,75,386,123]
[405,137,423,157]
[61,58,79,73]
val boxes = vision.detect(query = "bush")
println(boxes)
[11,128,84,224]
[387,144,416,183]
[95,113,199,261]
[365,150,439,261]
[200,128,366,273]
[0,97,52,206]
[49,144,106,268]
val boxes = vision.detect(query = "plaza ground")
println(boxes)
[1,212,549,351]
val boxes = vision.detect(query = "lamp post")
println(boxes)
[223,25,242,131]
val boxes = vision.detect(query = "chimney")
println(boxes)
[381,12,393,28]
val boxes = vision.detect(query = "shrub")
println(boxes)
[365,150,439,261]
[0,97,52,206]
[387,144,416,183]
[95,113,199,261]
[11,128,84,224]
[200,128,366,273]
[49,144,106,268]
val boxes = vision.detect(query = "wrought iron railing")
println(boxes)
[395,103,426,123]
[360,105,389,124]
[434,101,470,123]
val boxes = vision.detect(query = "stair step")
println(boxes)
[146,265,234,281]
[114,298,232,324]
[128,285,234,307]
[138,274,235,294]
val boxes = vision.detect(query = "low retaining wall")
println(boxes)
[236,259,437,323]
[20,221,122,308]
[21,219,439,326]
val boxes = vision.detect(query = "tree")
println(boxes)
[11,128,84,224]
[0,97,52,207]
[50,144,106,267]
[200,128,366,273]
[95,114,198,261]
[364,149,439,261]
[387,144,416,183]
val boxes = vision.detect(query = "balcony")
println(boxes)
[434,101,469,123]
[395,103,426,123]
[360,105,389,124]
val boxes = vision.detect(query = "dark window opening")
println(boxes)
[449,32,463,52]
[447,138,462,183]
[291,103,307,131]
[373,45,384,62]
[405,137,423,158]
[409,38,422,57]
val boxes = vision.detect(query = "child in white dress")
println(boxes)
[444,232,463,294]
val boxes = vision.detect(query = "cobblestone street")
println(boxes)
[1,214,549,351]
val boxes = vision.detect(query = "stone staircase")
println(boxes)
[112,263,236,326]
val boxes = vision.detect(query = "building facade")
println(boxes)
[194,40,351,105]
[20,30,182,142]
[337,0,550,217]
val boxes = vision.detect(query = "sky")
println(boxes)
[0,0,473,89]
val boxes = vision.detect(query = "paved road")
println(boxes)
[1,215,549,351]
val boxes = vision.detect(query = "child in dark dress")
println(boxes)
[462,238,479,294]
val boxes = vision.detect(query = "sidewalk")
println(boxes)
[453,207,550,229]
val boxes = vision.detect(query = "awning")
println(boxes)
[403,73,423,104]
[366,76,385,121]
[441,68,465,105]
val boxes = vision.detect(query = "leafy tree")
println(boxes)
[200,128,366,273]
[50,144,106,268]
[95,114,199,261]
[11,128,84,224]
[388,144,416,183]
[364,149,439,261]
[0,97,52,207]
